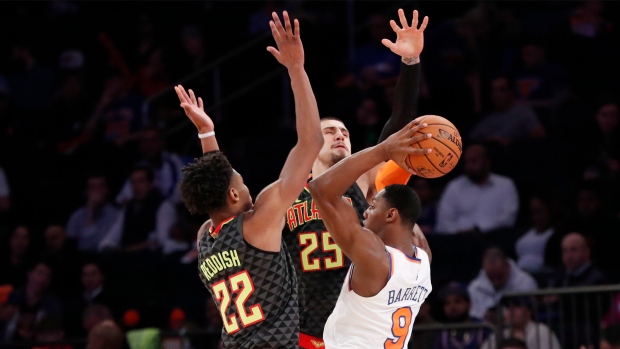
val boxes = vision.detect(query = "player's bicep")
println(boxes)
[316,197,383,264]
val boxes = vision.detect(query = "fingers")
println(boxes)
[198,97,204,110]
[389,19,401,33]
[398,8,409,29]
[283,11,293,36]
[419,15,429,31]
[411,10,418,28]
[294,18,300,38]
[189,89,197,105]
[408,132,432,145]
[175,85,189,105]
[266,46,280,59]
[381,38,397,52]
[272,11,285,34]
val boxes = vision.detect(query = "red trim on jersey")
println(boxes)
[209,216,236,238]
[299,332,325,348]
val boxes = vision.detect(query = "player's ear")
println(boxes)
[228,187,240,203]
[386,208,398,223]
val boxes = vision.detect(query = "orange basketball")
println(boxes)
[405,115,462,178]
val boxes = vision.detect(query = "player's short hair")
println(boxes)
[179,150,233,215]
[498,338,528,349]
[320,116,345,125]
[382,184,421,226]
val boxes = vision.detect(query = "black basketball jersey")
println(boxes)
[198,214,299,349]
[283,179,369,338]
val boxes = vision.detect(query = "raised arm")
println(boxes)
[243,11,323,250]
[309,121,430,295]
[175,85,219,154]
[378,9,428,143]
[359,9,429,199]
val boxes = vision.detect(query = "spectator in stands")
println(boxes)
[580,101,620,182]
[568,181,620,274]
[513,39,568,114]
[409,302,437,349]
[549,232,607,287]
[498,338,528,349]
[99,166,181,255]
[82,304,114,335]
[115,127,184,205]
[67,262,114,337]
[86,319,124,349]
[0,225,34,288]
[33,316,72,348]
[468,247,538,321]
[470,77,545,146]
[412,177,438,234]
[7,42,55,114]
[435,282,490,349]
[3,262,63,343]
[87,70,145,147]
[515,193,564,274]
[0,285,16,342]
[40,224,80,299]
[67,174,119,253]
[435,144,519,234]
[348,14,402,89]
[481,297,561,349]
[0,165,10,214]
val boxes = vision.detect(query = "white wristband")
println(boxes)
[198,131,215,139]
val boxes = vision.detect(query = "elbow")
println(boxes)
[307,179,328,201]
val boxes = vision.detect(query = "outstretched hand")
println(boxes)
[267,11,304,70]
[381,119,432,174]
[382,9,429,59]
[174,85,213,133]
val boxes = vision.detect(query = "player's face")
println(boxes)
[318,119,351,167]
[363,190,388,233]
[230,171,252,212]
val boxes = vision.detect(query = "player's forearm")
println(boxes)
[311,145,388,200]
[378,62,421,143]
[200,138,219,154]
[288,67,322,146]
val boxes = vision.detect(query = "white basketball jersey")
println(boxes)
[323,245,432,349]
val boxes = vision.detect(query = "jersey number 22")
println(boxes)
[212,270,265,334]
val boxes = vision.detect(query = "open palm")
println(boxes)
[174,85,214,132]
[382,9,429,59]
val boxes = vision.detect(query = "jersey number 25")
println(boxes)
[299,231,344,272]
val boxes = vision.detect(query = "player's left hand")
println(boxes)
[267,11,304,70]
[382,9,429,60]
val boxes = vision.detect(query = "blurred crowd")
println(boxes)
[0,1,619,348]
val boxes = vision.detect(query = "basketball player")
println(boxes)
[282,9,430,348]
[176,12,323,348]
[309,120,433,348]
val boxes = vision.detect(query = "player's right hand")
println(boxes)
[174,85,214,133]
[267,11,304,70]
[381,120,432,174]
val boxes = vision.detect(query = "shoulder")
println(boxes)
[489,173,516,186]
[445,175,470,189]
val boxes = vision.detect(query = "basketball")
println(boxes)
[405,115,462,178]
